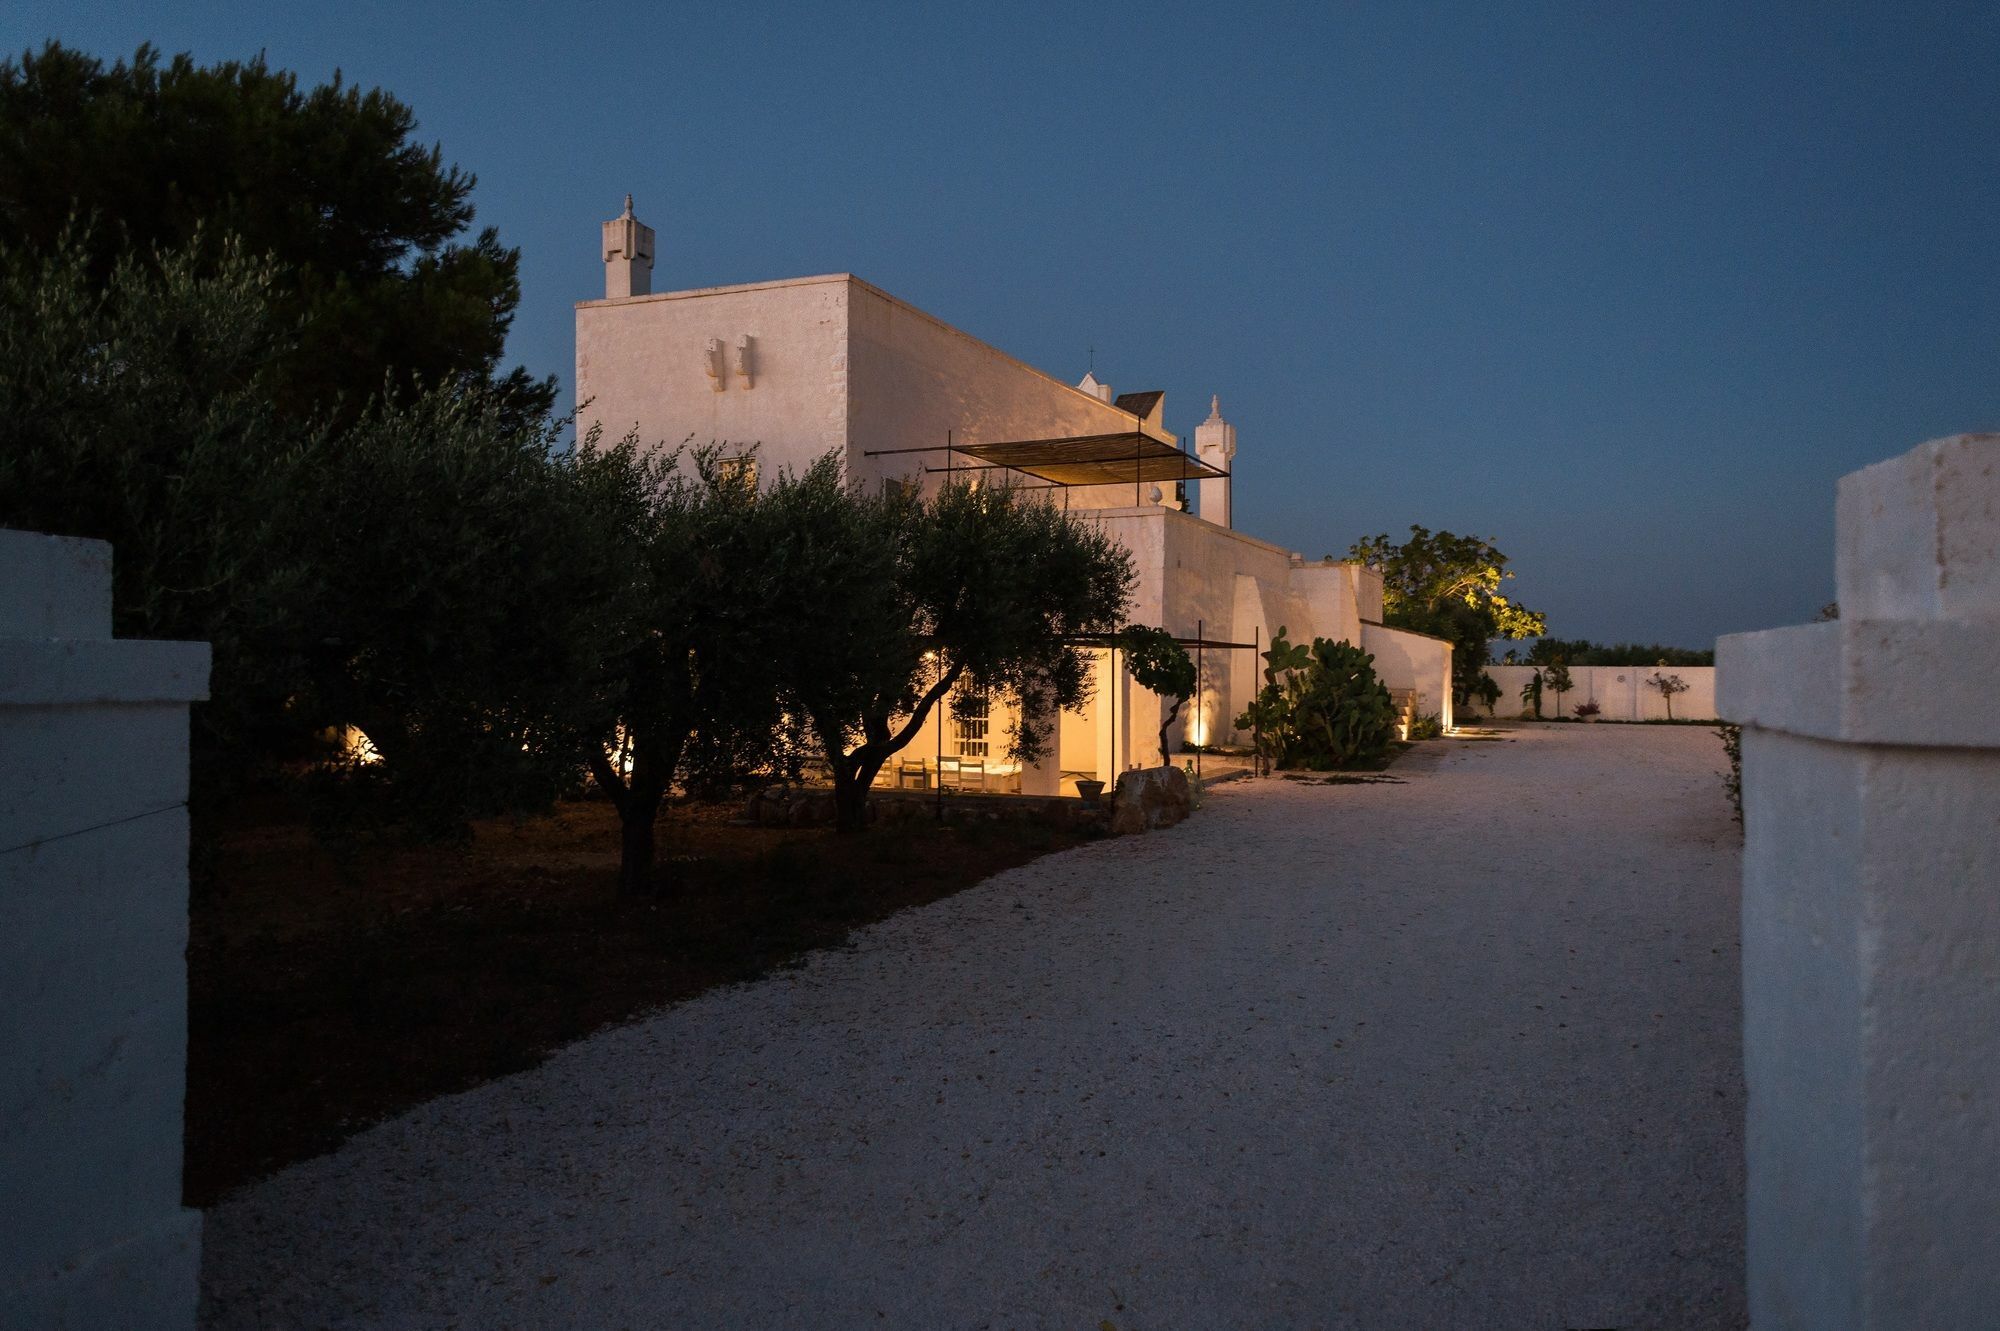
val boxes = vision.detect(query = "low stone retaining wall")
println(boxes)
[742,785,1103,831]
[742,767,1201,836]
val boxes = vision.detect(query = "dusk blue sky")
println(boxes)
[13,2,1997,648]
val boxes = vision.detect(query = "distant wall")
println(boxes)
[1484,664,1718,722]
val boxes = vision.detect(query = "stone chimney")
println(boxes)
[601,194,655,299]
[1195,394,1236,528]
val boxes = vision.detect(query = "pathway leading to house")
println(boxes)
[200,723,1746,1329]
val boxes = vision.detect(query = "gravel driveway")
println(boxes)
[200,723,1746,1329]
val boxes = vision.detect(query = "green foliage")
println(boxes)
[763,472,1135,830]
[0,230,633,835]
[1542,662,1574,711]
[1350,524,1544,637]
[293,389,641,834]
[1531,638,1713,666]
[1408,712,1444,740]
[1114,624,1196,766]
[0,41,550,426]
[1470,670,1502,716]
[1718,723,1743,823]
[1350,525,1543,703]
[1518,667,1543,717]
[0,232,314,763]
[1233,628,1398,771]
[577,441,790,893]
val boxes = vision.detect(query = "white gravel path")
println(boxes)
[200,723,1746,1329]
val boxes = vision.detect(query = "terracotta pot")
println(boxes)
[1074,779,1106,805]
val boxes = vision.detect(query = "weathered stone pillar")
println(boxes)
[1717,434,2000,1329]
[0,531,210,1328]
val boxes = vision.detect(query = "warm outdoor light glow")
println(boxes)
[341,726,383,766]
[1186,710,1209,748]
[605,725,635,777]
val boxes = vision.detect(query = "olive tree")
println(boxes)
[0,230,642,835]
[765,466,1134,832]
[0,233,319,769]
[1115,624,1196,766]
[580,443,786,896]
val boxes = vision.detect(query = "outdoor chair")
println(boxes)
[896,758,930,791]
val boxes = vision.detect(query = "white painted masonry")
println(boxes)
[1717,433,2000,1329]
[577,201,1450,780]
[1485,664,1718,722]
[0,530,209,1330]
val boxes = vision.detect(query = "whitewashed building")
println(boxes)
[578,199,1451,792]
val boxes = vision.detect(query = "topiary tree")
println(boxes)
[1467,671,1496,716]
[1543,662,1573,717]
[1647,670,1691,720]
[1519,668,1543,718]
[1115,624,1197,767]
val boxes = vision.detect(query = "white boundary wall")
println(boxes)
[1361,623,1454,731]
[1719,434,2000,1328]
[0,531,209,1328]
[1483,664,1717,722]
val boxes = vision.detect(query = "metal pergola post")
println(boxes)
[1195,618,1203,782]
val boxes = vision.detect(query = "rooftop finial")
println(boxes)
[1208,393,1222,420]
[602,196,655,298]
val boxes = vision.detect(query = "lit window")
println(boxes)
[952,693,990,757]
[717,455,758,488]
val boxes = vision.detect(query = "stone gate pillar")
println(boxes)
[1717,434,2000,1329]
[0,531,210,1328]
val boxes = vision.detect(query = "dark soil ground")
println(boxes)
[183,794,1090,1207]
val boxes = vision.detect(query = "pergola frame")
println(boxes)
[863,427,1228,508]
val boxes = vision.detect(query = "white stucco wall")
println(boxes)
[575,274,853,481]
[578,264,1418,772]
[1484,664,1718,721]
[1719,433,2000,1329]
[0,530,209,1330]
[577,273,1180,508]
[1360,623,1454,730]
[845,282,1175,504]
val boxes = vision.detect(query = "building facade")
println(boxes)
[576,201,1451,791]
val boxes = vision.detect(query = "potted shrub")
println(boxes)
[1574,699,1602,723]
